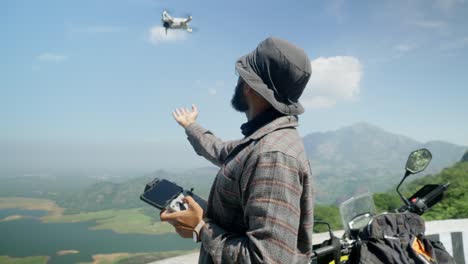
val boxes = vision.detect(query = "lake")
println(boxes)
[0,208,48,219]
[0,209,198,264]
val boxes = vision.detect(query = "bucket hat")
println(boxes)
[235,37,311,115]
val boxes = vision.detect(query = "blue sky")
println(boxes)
[2,0,468,171]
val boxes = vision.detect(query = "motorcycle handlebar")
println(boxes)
[398,183,450,215]
[310,245,336,259]
[419,183,450,208]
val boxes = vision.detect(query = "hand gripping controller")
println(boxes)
[167,193,189,212]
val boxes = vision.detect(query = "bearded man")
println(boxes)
[161,37,314,264]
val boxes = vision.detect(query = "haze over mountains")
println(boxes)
[67,123,467,208]
[304,122,467,203]
[1,122,466,206]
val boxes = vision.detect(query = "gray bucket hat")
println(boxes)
[235,37,311,115]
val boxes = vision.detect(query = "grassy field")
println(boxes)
[0,215,25,222]
[0,197,63,216]
[0,197,194,263]
[0,251,195,264]
[56,250,79,256]
[43,208,174,235]
[0,256,49,264]
[77,250,196,264]
[0,197,174,235]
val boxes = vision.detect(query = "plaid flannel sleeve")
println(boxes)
[185,123,240,167]
[200,151,307,264]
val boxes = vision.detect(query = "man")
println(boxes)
[160,37,314,263]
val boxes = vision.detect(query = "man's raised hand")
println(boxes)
[172,104,199,128]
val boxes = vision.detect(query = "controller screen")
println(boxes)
[144,180,183,208]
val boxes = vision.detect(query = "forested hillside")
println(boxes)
[313,157,468,232]
[403,160,468,220]
[59,168,215,214]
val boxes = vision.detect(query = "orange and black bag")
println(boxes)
[347,212,455,264]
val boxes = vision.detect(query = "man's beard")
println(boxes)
[231,79,249,112]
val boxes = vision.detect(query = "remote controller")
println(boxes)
[166,193,189,212]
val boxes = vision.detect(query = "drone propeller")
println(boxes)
[162,7,174,13]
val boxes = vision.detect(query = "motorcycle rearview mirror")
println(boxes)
[397,149,432,207]
[405,148,432,175]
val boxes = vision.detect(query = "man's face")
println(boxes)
[231,77,249,112]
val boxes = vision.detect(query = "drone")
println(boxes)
[162,10,193,35]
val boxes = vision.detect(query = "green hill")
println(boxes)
[372,159,468,221]
[401,160,468,220]
[59,168,216,214]
[314,158,468,232]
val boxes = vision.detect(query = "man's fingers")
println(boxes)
[160,210,183,222]
[172,106,198,127]
[173,111,182,122]
[183,196,195,205]
[173,106,198,117]
[183,196,203,213]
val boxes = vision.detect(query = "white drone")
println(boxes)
[162,10,193,35]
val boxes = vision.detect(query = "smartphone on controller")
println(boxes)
[140,178,207,212]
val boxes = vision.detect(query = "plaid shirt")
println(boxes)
[185,115,314,264]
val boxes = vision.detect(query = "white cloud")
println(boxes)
[302,56,363,109]
[37,53,67,63]
[194,80,224,96]
[302,96,336,109]
[412,20,448,29]
[395,43,416,52]
[434,0,465,11]
[148,26,188,45]
[208,88,217,96]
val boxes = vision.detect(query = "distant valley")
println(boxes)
[1,122,466,208]
[1,122,466,263]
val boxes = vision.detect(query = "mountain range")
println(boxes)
[8,122,464,212]
[303,122,467,203]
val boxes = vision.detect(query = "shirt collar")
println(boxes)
[222,115,299,163]
[242,114,299,142]
[240,108,284,137]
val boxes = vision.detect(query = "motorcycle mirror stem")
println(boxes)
[396,170,412,207]
[397,149,432,207]
[314,221,334,238]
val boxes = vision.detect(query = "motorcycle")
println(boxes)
[310,149,454,264]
